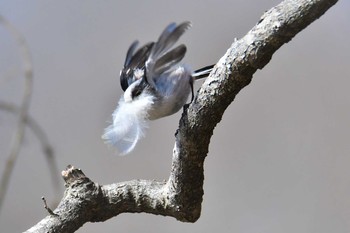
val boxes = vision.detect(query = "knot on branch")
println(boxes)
[61,165,89,186]
[59,165,105,223]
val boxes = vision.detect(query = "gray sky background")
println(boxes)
[0,1,349,232]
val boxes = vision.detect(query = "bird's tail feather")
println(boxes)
[192,64,214,80]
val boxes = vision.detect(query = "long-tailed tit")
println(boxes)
[102,21,213,155]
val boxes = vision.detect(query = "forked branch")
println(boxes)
[25,0,338,232]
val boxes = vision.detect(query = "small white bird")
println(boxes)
[102,21,213,155]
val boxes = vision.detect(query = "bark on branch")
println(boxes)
[26,0,338,232]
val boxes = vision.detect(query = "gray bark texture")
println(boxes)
[25,0,338,232]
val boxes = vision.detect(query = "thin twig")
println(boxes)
[41,196,58,216]
[0,15,34,213]
[0,101,61,203]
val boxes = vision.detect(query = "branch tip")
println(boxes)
[61,165,87,185]
[41,196,57,216]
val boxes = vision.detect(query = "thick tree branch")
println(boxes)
[25,0,338,232]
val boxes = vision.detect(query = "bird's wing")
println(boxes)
[120,41,154,91]
[145,22,191,87]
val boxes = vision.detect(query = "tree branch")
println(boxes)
[25,0,338,232]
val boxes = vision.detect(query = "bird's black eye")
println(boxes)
[131,86,142,99]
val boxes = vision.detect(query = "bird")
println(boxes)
[102,21,213,155]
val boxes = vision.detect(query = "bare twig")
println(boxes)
[41,196,58,216]
[0,15,34,213]
[0,101,61,203]
[25,0,338,232]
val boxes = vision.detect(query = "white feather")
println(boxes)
[102,93,154,155]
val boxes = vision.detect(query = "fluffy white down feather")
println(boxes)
[102,93,154,155]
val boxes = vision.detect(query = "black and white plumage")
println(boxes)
[102,22,213,155]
